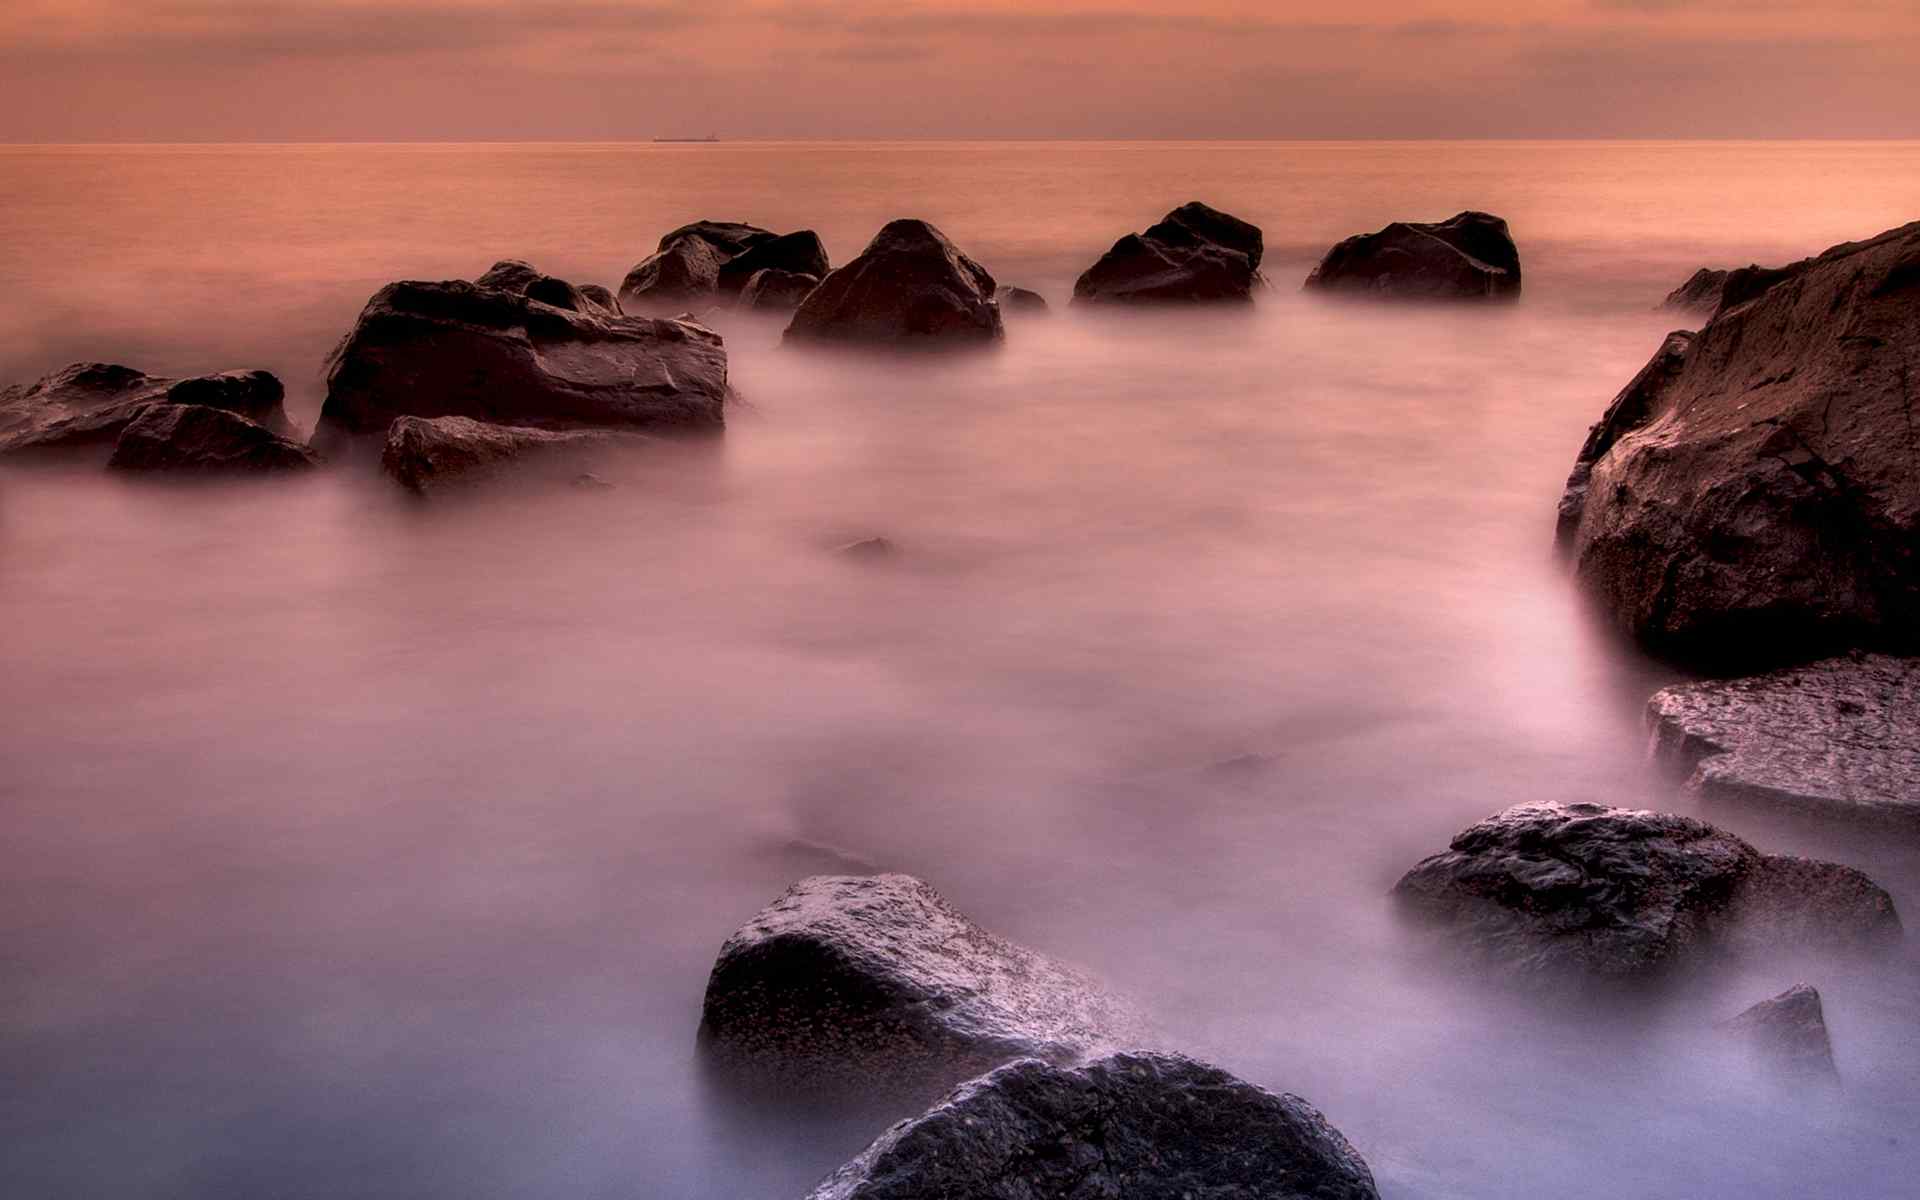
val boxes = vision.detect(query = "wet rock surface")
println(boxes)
[1392,802,1900,982]
[803,1052,1379,1200]
[105,404,318,473]
[1,363,292,457]
[1718,983,1839,1084]
[1647,654,1920,824]
[379,415,644,494]
[1073,201,1263,304]
[785,220,1003,347]
[1662,267,1729,314]
[1305,211,1521,300]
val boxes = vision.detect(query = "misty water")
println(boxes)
[4,141,1919,1199]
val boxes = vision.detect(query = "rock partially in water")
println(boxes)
[619,236,728,310]
[1305,211,1521,301]
[1554,331,1694,548]
[717,230,829,295]
[1,363,292,458]
[1392,802,1900,983]
[576,284,621,315]
[1073,201,1263,304]
[1662,267,1730,314]
[106,404,318,474]
[379,415,645,494]
[738,268,820,313]
[803,1052,1379,1200]
[1717,983,1839,1085]
[1557,220,1920,667]
[699,874,1134,1098]
[1646,654,1920,825]
[474,259,543,293]
[996,285,1049,314]
[785,220,1002,347]
[835,535,897,560]
[620,222,828,312]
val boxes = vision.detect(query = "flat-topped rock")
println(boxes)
[1,363,291,458]
[1717,983,1839,1084]
[804,1052,1379,1200]
[1647,655,1920,824]
[106,404,318,474]
[380,415,645,494]
[1073,201,1263,304]
[1662,267,1729,314]
[1305,211,1521,301]
[784,220,1002,347]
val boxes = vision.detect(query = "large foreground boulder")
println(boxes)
[1,363,291,457]
[619,221,828,311]
[1073,201,1263,304]
[699,874,1133,1096]
[1662,267,1729,314]
[1717,984,1839,1085]
[1557,220,1920,666]
[804,1052,1379,1200]
[1305,211,1521,300]
[106,404,318,474]
[1646,654,1920,824]
[380,415,645,494]
[1393,802,1900,983]
[785,221,1002,347]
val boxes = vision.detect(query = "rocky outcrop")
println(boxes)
[1392,802,1900,983]
[1305,211,1521,300]
[105,404,318,473]
[1717,983,1839,1084]
[1,363,291,458]
[379,415,644,494]
[698,874,1133,1096]
[803,1052,1379,1200]
[1072,201,1263,304]
[785,220,1003,347]
[1663,267,1729,314]
[1556,221,1920,667]
[1646,655,1920,824]
[738,268,820,313]
[315,276,728,441]
[997,285,1049,314]
[619,222,828,311]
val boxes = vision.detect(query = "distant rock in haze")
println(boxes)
[784,220,1003,347]
[1073,201,1263,304]
[106,403,318,474]
[1662,266,1730,314]
[1718,983,1840,1085]
[1,363,293,460]
[1305,211,1521,300]
[996,285,1049,314]
[380,414,647,494]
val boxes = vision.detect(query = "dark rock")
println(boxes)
[1073,201,1263,304]
[784,220,1002,347]
[1305,211,1521,301]
[619,236,727,310]
[996,285,1049,314]
[379,415,646,494]
[1554,331,1694,547]
[803,1052,1379,1200]
[738,269,820,313]
[1557,220,1920,666]
[1662,267,1730,314]
[1392,802,1900,983]
[1647,654,1920,824]
[576,284,621,315]
[699,874,1134,1097]
[315,278,728,440]
[1,363,291,458]
[836,535,896,559]
[106,404,318,474]
[522,274,595,313]
[656,220,778,259]
[716,230,829,294]
[1718,983,1839,1084]
[474,259,543,293]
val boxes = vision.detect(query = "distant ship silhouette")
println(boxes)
[653,133,720,143]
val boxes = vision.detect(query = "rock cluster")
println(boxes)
[1662,266,1729,314]
[1306,211,1521,300]
[1073,201,1264,304]
[620,221,827,313]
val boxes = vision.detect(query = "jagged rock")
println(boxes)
[1646,654,1920,824]
[698,874,1134,1097]
[1,363,292,458]
[1663,267,1729,314]
[474,259,543,293]
[803,1053,1379,1200]
[1392,802,1900,982]
[315,277,728,440]
[1073,201,1263,304]
[1718,983,1840,1084]
[105,404,318,473]
[996,285,1049,314]
[738,268,820,313]
[1305,211,1521,300]
[716,230,829,294]
[379,415,644,494]
[785,220,1002,347]
[1557,220,1920,666]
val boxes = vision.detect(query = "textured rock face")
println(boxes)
[620,221,828,311]
[699,874,1133,1094]
[1663,267,1729,313]
[1073,201,1263,304]
[1305,211,1521,300]
[380,415,643,494]
[1647,654,1920,824]
[1392,802,1900,982]
[105,404,318,473]
[785,220,1003,347]
[803,1052,1379,1200]
[1,363,291,457]
[738,268,821,313]
[316,278,728,439]
[1718,984,1839,1084]
[1558,221,1920,666]
[1554,332,1694,546]
[619,236,727,309]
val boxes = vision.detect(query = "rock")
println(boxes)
[620,222,824,312]
[618,236,727,310]
[1073,201,1263,304]
[379,415,644,494]
[1556,220,1920,666]
[315,277,728,440]
[474,259,543,293]
[657,220,779,259]
[738,268,820,313]
[1662,267,1729,314]
[105,404,318,473]
[836,535,896,559]
[1647,654,1920,824]
[1554,331,1694,547]
[1392,802,1900,983]
[576,284,621,315]
[1,363,292,458]
[784,220,1003,347]
[522,274,595,313]
[1717,983,1840,1084]
[716,230,829,294]
[698,874,1134,1096]
[1305,211,1521,300]
[803,1052,1379,1200]
[996,285,1049,314]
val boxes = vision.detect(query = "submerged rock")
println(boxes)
[1646,655,1920,824]
[1392,802,1900,982]
[1717,983,1839,1084]
[379,415,644,494]
[996,285,1049,314]
[1,363,291,457]
[1305,211,1521,300]
[738,268,820,313]
[106,404,318,473]
[836,535,897,560]
[1662,267,1730,314]
[785,220,1002,347]
[1557,220,1920,667]
[803,1052,1379,1200]
[1073,201,1263,304]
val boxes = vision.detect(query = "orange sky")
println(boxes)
[2,0,1916,140]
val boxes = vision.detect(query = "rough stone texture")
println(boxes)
[739,268,821,313]
[1555,331,1695,547]
[1663,267,1730,314]
[1647,654,1920,824]
[997,285,1050,314]
[699,874,1134,1094]
[316,277,728,439]
[1392,802,1900,982]
[1,363,291,457]
[1073,201,1263,304]
[1305,211,1521,301]
[620,222,827,311]
[717,230,830,294]
[785,220,1003,347]
[105,404,318,473]
[1717,983,1839,1084]
[1557,220,1920,666]
[379,415,644,494]
[619,236,727,310]
[803,1052,1379,1200]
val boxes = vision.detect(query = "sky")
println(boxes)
[1,0,1916,141]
